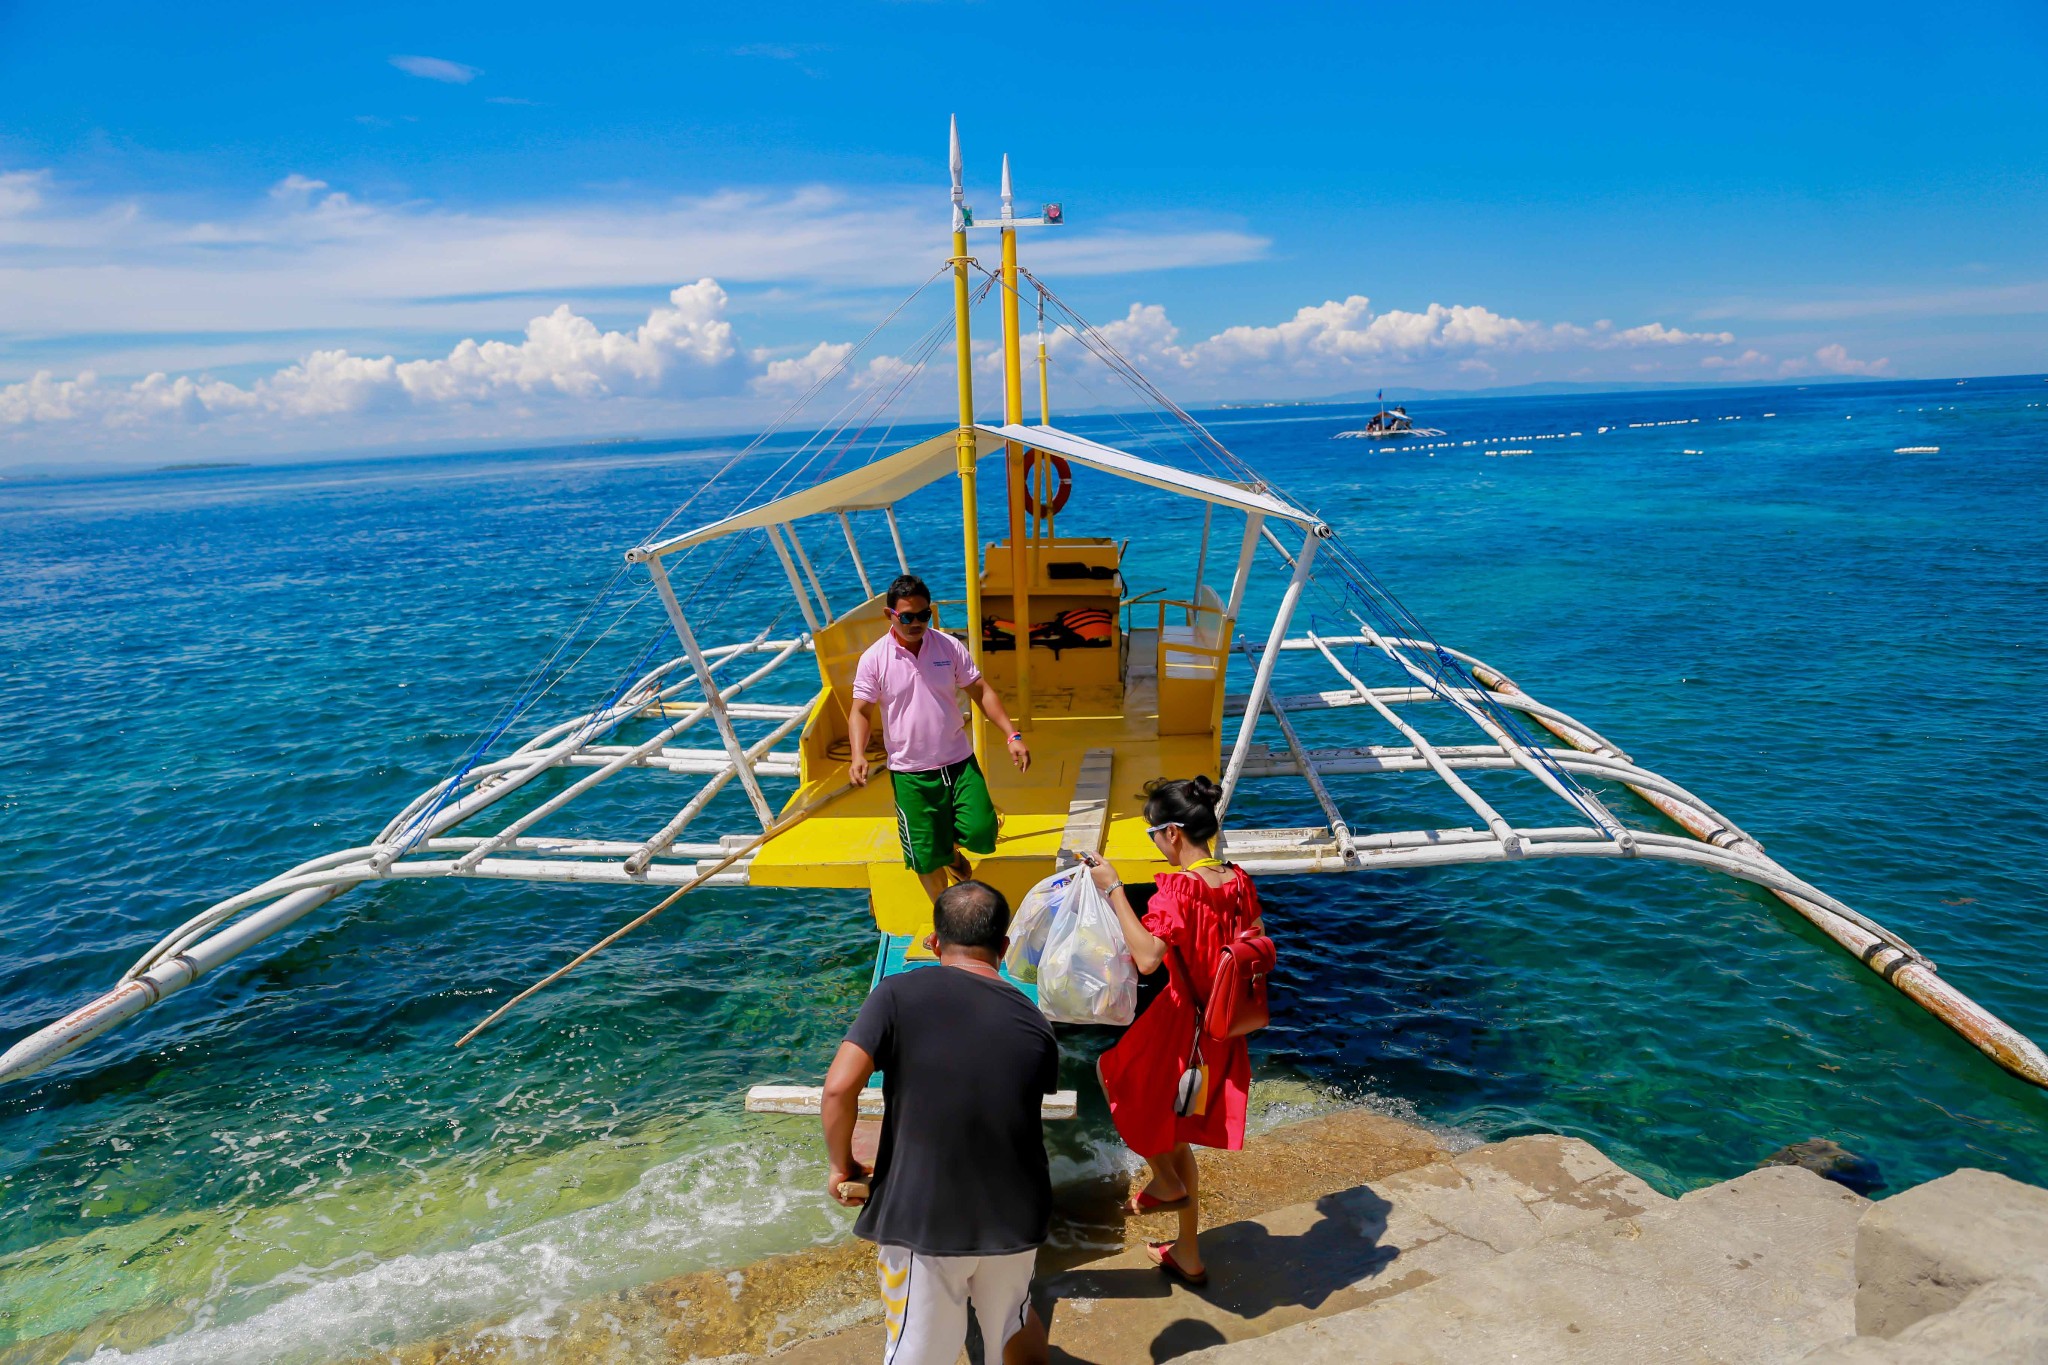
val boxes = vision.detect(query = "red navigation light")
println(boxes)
[1043,203,1063,224]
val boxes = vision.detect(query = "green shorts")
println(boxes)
[889,757,999,875]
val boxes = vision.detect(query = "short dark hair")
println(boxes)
[886,574,931,609]
[933,880,1009,950]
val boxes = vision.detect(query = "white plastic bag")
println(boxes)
[1002,866,1077,985]
[1034,869,1138,1026]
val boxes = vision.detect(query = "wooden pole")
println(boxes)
[1000,156,1033,730]
[647,560,776,828]
[455,784,853,1048]
[784,521,833,623]
[1467,661,2048,1089]
[768,525,823,633]
[884,506,909,575]
[1219,522,1321,819]
[837,512,875,600]
[1224,513,1265,622]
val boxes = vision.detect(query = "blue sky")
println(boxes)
[2,0,2044,463]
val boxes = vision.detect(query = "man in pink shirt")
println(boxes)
[850,574,1031,903]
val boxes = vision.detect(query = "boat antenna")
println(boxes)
[949,113,966,231]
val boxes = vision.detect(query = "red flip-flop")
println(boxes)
[1147,1241,1209,1287]
[1125,1188,1189,1214]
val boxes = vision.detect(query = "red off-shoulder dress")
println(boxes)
[1097,865,1262,1158]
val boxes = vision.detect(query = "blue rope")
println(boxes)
[393,564,640,851]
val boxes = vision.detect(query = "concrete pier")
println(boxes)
[362,1108,2048,1364]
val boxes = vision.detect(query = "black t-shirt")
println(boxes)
[846,964,1059,1256]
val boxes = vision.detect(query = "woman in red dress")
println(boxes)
[1080,775,1264,1288]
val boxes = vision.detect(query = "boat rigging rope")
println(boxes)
[392,267,960,852]
[453,782,855,1049]
[647,270,981,596]
[1017,271,1621,833]
[640,264,951,548]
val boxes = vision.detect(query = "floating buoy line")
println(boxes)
[1341,407,1958,464]
[1343,409,1778,452]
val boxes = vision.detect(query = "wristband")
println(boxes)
[1008,731,1024,743]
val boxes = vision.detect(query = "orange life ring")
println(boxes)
[1023,454,1073,518]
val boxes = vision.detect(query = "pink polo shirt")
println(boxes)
[852,627,981,772]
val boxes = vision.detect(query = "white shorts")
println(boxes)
[877,1244,1037,1365]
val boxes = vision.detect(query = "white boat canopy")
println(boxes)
[631,422,1317,560]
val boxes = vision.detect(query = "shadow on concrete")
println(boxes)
[1147,1318,1228,1360]
[1042,1184,1400,1362]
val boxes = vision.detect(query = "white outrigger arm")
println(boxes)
[4,418,2044,1093]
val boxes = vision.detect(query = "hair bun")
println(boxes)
[1141,774,1224,843]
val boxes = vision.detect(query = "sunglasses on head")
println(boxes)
[891,608,933,625]
[1146,820,1184,837]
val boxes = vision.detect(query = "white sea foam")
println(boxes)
[86,1083,1470,1364]
[93,1130,852,1365]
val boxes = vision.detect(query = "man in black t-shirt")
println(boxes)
[821,881,1057,1365]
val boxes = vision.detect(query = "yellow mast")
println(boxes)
[949,117,986,764]
[999,154,1033,729]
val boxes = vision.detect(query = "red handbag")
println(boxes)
[1202,931,1275,1040]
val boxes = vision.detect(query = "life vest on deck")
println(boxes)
[1032,608,1115,657]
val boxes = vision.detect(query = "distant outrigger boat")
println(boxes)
[1336,394,1445,440]
[6,121,2045,1103]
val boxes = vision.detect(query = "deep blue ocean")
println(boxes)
[2,375,2044,1361]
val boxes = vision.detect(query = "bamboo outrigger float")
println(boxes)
[5,121,2044,1096]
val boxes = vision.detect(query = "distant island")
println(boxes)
[156,461,251,471]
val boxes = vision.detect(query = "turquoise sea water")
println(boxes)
[2,375,2045,1361]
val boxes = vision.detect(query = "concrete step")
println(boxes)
[1037,1133,1668,1361]
[1801,1166,2048,1362]
[1181,1162,1869,1365]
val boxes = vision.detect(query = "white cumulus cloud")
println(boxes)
[0,269,1819,463]
[2,281,748,435]
[1803,342,1891,376]
[1062,296,1736,390]
[0,170,50,218]
[751,341,856,395]
[390,55,481,84]
[1696,343,1891,377]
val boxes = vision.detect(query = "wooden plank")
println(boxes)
[745,1084,1079,1120]
[1218,826,1340,860]
[1057,747,1114,866]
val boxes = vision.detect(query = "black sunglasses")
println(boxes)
[891,608,933,624]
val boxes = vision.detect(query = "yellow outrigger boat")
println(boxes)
[6,120,2045,1101]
